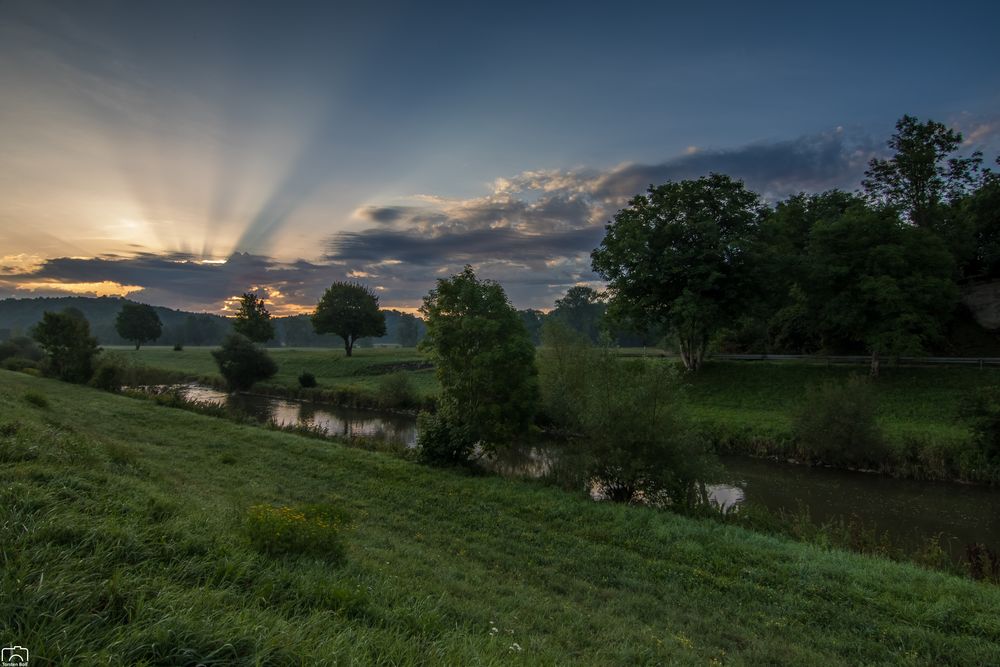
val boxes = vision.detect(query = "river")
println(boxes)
[144,383,1000,557]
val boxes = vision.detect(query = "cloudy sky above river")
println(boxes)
[1,0,999,313]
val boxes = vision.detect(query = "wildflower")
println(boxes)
[509,643,522,652]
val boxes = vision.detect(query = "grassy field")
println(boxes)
[108,346,439,401]
[2,371,1000,664]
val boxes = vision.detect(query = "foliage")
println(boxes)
[419,266,538,453]
[90,355,127,392]
[537,319,593,430]
[298,370,317,388]
[550,286,606,343]
[211,334,278,391]
[959,165,1000,279]
[862,115,983,228]
[0,336,43,363]
[962,387,1000,462]
[245,503,347,561]
[804,203,957,375]
[22,391,49,408]
[792,376,888,468]
[376,371,417,409]
[115,303,163,350]
[397,313,420,347]
[416,410,475,465]
[312,282,387,357]
[172,342,184,351]
[592,173,766,371]
[31,309,101,383]
[232,292,275,343]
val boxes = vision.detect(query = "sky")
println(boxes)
[1,0,998,314]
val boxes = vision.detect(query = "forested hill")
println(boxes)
[0,296,425,348]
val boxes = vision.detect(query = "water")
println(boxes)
[141,383,1000,553]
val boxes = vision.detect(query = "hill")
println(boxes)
[2,370,998,664]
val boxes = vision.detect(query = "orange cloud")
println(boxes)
[14,280,143,297]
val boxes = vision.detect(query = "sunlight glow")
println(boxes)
[15,280,143,297]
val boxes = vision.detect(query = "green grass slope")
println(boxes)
[1,371,999,665]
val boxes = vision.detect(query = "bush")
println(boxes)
[298,371,317,388]
[376,372,416,409]
[90,355,128,391]
[963,388,1000,462]
[173,342,184,351]
[245,503,347,561]
[2,357,40,372]
[211,334,278,392]
[32,310,100,383]
[416,411,475,466]
[0,336,42,363]
[23,392,49,409]
[792,376,887,467]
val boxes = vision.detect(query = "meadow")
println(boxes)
[2,369,999,665]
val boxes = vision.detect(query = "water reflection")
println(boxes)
[137,383,1000,555]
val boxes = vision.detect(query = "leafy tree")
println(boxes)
[518,309,545,346]
[397,313,420,347]
[211,333,278,391]
[418,266,538,459]
[804,203,957,376]
[550,286,606,343]
[862,115,983,229]
[232,292,275,343]
[960,161,1000,279]
[31,309,101,382]
[115,303,162,350]
[312,282,387,356]
[591,173,766,370]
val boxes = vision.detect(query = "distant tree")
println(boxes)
[232,292,275,343]
[551,286,606,343]
[959,160,1000,279]
[418,266,538,461]
[114,303,162,350]
[863,115,983,229]
[31,309,101,382]
[592,173,767,371]
[518,309,545,346]
[397,313,420,347]
[804,203,957,376]
[312,282,387,357]
[211,333,278,391]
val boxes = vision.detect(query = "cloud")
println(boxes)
[1,126,894,312]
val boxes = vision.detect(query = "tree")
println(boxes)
[397,313,420,347]
[550,286,606,343]
[232,292,275,343]
[211,333,278,391]
[959,161,1000,279]
[862,115,983,229]
[591,173,767,371]
[312,282,387,356]
[418,266,538,458]
[804,203,957,376]
[114,303,162,350]
[31,309,101,382]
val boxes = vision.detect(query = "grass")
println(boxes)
[2,370,1000,664]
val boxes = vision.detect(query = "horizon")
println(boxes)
[2,0,999,314]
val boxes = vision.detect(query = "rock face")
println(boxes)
[963,281,1000,331]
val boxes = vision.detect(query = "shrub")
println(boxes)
[2,357,39,372]
[245,503,347,561]
[792,376,887,467]
[173,342,184,351]
[32,309,101,383]
[90,357,126,391]
[211,334,278,392]
[23,392,49,408]
[0,336,42,363]
[962,388,1000,462]
[416,411,475,466]
[298,371,317,388]
[376,372,416,409]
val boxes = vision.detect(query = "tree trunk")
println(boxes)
[134,341,140,351]
[344,336,354,357]
[869,348,880,378]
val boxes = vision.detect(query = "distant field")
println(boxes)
[107,346,439,399]
[3,370,998,664]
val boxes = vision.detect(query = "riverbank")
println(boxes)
[3,370,1000,663]
[110,347,1000,483]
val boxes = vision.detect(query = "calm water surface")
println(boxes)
[149,383,1000,554]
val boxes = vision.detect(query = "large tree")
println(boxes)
[115,303,162,350]
[862,115,982,229]
[550,286,606,343]
[32,309,101,382]
[591,173,766,370]
[232,292,275,343]
[419,266,538,454]
[312,282,386,356]
[804,203,957,376]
